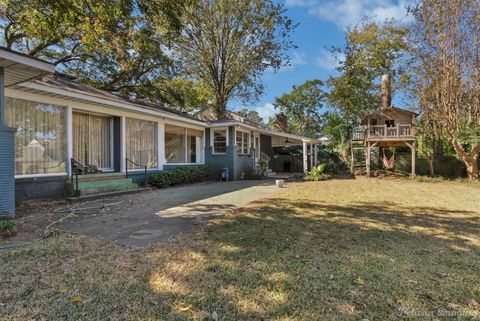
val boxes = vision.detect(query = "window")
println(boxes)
[212,129,227,154]
[165,125,204,163]
[165,125,186,163]
[385,120,395,127]
[5,97,67,176]
[236,130,249,155]
[187,128,203,163]
[126,118,158,169]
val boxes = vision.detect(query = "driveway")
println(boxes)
[58,180,279,246]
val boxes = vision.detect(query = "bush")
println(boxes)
[0,218,17,238]
[148,165,211,188]
[305,164,331,181]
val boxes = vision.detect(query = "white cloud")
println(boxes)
[287,0,414,30]
[277,51,308,72]
[252,103,277,121]
[315,48,344,71]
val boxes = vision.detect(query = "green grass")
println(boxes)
[1,178,479,320]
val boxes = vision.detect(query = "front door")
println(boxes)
[73,112,113,170]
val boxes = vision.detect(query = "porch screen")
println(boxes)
[187,128,203,163]
[126,118,158,169]
[5,97,67,176]
[165,124,186,163]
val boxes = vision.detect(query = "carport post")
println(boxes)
[309,143,313,170]
[302,140,308,173]
[314,144,318,166]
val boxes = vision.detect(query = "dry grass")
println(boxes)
[1,178,480,320]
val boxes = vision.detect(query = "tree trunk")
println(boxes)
[452,140,479,180]
[214,96,227,120]
[427,157,435,177]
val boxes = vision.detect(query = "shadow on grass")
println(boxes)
[145,197,480,320]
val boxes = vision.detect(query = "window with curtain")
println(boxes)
[126,118,158,169]
[5,97,67,175]
[213,129,227,154]
[236,130,249,154]
[165,124,186,163]
[187,128,204,163]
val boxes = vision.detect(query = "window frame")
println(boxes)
[235,128,250,155]
[211,127,229,155]
[125,117,159,170]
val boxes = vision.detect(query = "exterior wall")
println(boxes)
[15,176,67,202]
[260,134,274,158]
[0,127,16,217]
[205,127,235,180]
[234,152,254,180]
[370,110,413,125]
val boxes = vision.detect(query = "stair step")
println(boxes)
[66,188,150,202]
[70,178,134,189]
[78,183,139,196]
[72,173,126,182]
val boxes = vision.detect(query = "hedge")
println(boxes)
[148,165,211,188]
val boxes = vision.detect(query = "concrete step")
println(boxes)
[78,183,139,196]
[70,178,134,189]
[69,173,126,182]
[267,172,277,177]
[66,188,150,202]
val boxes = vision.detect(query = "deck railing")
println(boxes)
[367,124,414,139]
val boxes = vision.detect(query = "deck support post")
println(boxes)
[302,140,308,173]
[411,141,416,178]
[366,141,371,177]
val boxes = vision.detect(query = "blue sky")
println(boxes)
[230,0,413,121]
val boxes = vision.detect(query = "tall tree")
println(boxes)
[173,0,295,120]
[273,79,325,138]
[0,0,188,104]
[410,0,480,179]
[235,108,264,124]
[327,19,409,123]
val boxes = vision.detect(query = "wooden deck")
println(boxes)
[354,124,415,143]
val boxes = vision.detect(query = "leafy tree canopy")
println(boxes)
[172,0,296,119]
[327,19,409,123]
[273,79,325,138]
[235,108,264,124]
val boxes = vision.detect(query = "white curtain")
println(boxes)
[5,97,66,175]
[126,118,158,169]
[165,125,186,163]
[73,113,112,169]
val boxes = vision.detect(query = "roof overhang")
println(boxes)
[0,47,55,86]
[13,81,207,127]
[208,121,321,144]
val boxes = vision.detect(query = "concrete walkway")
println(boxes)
[59,180,279,246]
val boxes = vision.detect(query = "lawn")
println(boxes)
[1,178,479,321]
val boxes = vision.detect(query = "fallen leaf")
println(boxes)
[468,299,480,309]
[211,310,218,321]
[71,295,83,303]
[355,276,365,285]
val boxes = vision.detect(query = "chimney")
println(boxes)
[381,74,392,110]
[275,113,288,132]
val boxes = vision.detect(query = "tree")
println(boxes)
[321,111,351,160]
[273,79,325,138]
[327,19,409,123]
[173,0,295,120]
[235,108,264,124]
[410,0,480,179]
[0,0,188,104]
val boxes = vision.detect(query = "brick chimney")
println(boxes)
[275,113,288,132]
[381,74,392,110]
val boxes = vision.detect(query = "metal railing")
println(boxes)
[125,159,148,187]
[70,158,82,197]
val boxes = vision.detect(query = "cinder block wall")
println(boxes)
[0,127,16,218]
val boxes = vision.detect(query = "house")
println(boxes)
[0,48,320,218]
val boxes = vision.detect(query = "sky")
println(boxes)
[230,0,413,121]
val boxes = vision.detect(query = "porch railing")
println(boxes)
[125,159,148,187]
[70,158,82,197]
[367,124,414,139]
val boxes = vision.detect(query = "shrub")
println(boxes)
[305,164,331,181]
[0,218,17,238]
[148,165,211,188]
